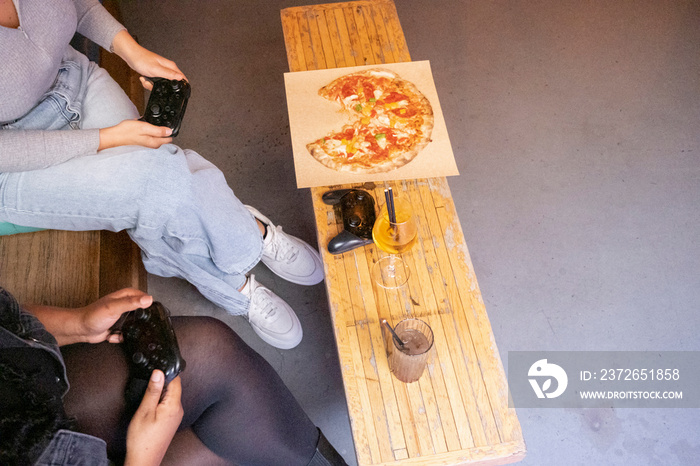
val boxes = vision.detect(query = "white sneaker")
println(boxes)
[241,274,303,349]
[245,205,324,286]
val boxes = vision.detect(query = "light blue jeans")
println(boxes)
[0,47,261,315]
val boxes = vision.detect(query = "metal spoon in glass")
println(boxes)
[381,319,405,348]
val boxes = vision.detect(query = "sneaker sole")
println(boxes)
[249,319,303,349]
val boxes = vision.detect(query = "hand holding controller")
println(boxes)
[140,77,190,137]
[117,302,186,403]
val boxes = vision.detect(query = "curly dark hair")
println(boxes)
[0,361,75,464]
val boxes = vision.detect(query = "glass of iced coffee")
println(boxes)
[386,318,434,383]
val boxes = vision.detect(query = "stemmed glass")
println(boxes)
[371,188,418,288]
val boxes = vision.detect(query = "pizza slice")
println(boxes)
[307,122,421,173]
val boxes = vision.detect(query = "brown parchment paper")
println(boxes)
[284,61,458,188]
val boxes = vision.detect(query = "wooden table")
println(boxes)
[281,2,525,465]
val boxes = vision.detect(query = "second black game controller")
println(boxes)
[323,189,376,254]
[116,302,186,403]
[140,77,190,137]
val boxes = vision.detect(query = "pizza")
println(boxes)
[307,68,434,174]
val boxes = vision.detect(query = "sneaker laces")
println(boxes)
[252,292,277,320]
[244,276,277,321]
[265,225,300,264]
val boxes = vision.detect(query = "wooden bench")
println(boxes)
[281,2,526,465]
[0,0,146,308]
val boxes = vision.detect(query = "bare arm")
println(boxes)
[97,119,174,151]
[22,288,152,346]
[112,30,186,82]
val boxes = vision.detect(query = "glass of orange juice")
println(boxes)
[371,194,418,288]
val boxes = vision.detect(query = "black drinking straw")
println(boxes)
[385,187,397,224]
[382,319,405,348]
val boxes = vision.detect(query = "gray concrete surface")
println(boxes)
[120,1,700,465]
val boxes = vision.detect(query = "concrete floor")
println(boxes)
[120,1,700,465]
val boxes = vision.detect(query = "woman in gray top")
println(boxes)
[0,0,324,351]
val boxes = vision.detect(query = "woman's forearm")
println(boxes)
[111,29,145,70]
[22,289,152,347]
[110,30,186,82]
[21,303,86,346]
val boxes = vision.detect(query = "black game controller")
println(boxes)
[323,189,376,254]
[117,302,186,403]
[140,77,190,137]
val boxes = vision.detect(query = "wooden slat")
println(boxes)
[352,250,408,461]
[401,180,467,451]
[0,230,100,307]
[306,9,333,69]
[344,255,398,463]
[99,230,147,296]
[403,180,482,448]
[348,324,382,464]
[343,5,364,66]
[329,8,356,68]
[416,181,499,447]
[281,9,307,71]
[364,3,395,64]
[319,202,378,465]
[378,0,411,63]
[282,2,525,465]
[350,6,376,65]
[299,10,321,71]
[314,8,338,69]
[430,178,523,444]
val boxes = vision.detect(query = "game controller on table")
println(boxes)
[323,189,377,254]
[140,77,191,137]
[113,302,186,403]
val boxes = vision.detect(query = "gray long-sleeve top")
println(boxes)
[0,0,126,172]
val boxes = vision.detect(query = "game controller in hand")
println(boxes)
[140,77,190,137]
[323,189,376,254]
[116,302,186,402]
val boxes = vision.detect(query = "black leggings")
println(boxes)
[61,316,320,465]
